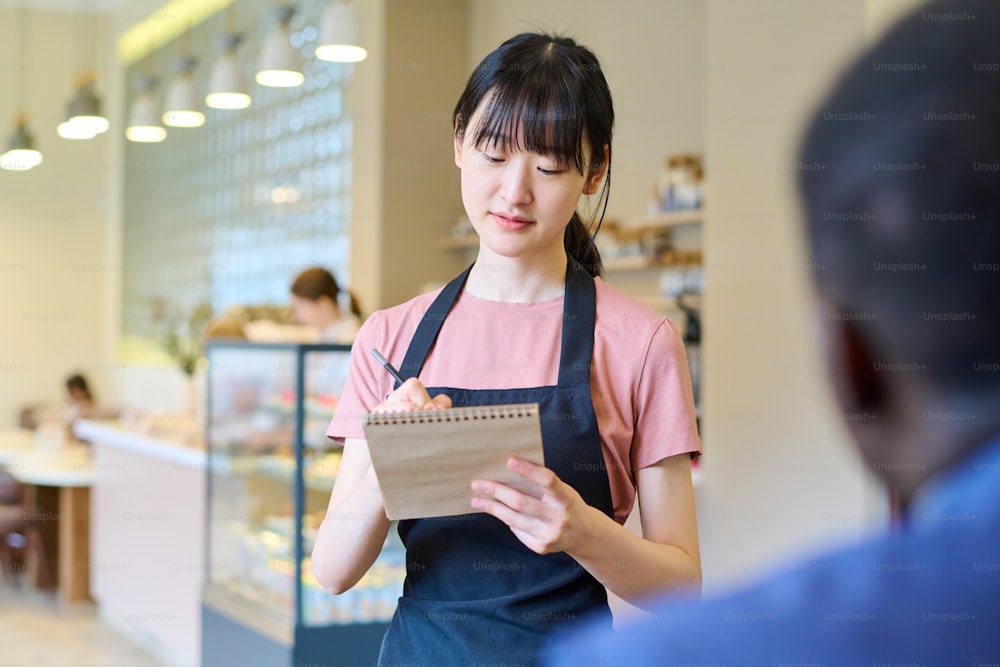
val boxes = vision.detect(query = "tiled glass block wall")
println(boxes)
[123,1,354,338]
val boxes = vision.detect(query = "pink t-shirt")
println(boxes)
[327,277,701,525]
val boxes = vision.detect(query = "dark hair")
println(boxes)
[291,267,362,318]
[797,0,1000,397]
[66,374,93,402]
[453,32,614,276]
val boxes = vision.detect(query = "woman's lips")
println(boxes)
[491,212,533,231]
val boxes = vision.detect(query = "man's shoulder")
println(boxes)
[547,529,1000,666]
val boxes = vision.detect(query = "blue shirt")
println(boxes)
[545,437,1000,667]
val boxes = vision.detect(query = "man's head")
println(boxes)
[798,0,1000,504]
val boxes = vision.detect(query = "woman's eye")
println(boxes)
[483,154,504,164]
[538,167,565,176]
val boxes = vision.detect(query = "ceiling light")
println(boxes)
[1,115,43,171]
[67,76,110,136]
[206,33,252,109]
[126,76,167,143]
[315,1,367,63]
[163,57,206,128]
[256,5,304,88]
[57,96,98,140]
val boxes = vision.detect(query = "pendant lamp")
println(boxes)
[256,5,304,88]
[315,1,367,63]
[163,57,206,127]
[58,2,110,141]
[126,76,167,143]
[2,6,41,171]
[66,76,111,137]
[206,34,252,109]
[1,114,43,171]
[57,94,98,140]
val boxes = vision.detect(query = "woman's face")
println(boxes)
[291,294,334,327]
[454,100,604,264]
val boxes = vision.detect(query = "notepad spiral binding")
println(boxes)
[364,403,539,426]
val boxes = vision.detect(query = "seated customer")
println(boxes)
[548,1,1000,664]
[64,373,95,423]
[19,372,104,432]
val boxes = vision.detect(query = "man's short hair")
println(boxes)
[798,0,1000,398]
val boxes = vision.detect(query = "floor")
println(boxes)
[0,574,166,667]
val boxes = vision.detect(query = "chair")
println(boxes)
[0,468,28,585]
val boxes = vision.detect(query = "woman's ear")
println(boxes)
[583,145,610,195]
[454,113,465,168]
[454,133,464,168]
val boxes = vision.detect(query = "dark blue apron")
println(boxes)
[377,258,615,667]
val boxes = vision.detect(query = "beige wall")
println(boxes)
[348,0,387,315]
[468,0,705,225]
[0,8,121,427]
[698,0,896,591]
[378,0,470,308]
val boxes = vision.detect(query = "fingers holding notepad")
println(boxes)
[373,377,452,414]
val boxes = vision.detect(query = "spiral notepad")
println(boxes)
[362,403,544,520]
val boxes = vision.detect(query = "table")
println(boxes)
[0,428,94,602]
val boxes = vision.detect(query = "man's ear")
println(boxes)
[816,295,887,417]
[583,145,610,195]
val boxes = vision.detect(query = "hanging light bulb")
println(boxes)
[163,56,205,127]
[256,5,304,87]
[1,114,43,171]
[69,81,110,135]
[206,33,252,109]
[57,96,98,140]
[315,1,367,63]
[126,76,167,143]
[3,5,42,170]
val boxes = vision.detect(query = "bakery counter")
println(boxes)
[74,419,207,666]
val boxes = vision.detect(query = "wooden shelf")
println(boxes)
[625,207,704,232]
[602,255,658,271]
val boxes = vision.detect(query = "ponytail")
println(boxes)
[344,289,362,319]
[564,212,603,277]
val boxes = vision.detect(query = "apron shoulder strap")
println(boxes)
[397,263,474,386]
[558,258,597,387]
[399,257,596,389]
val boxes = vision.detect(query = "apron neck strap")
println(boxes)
[398,258,596,389]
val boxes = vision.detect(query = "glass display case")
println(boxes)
[201,342,399,667]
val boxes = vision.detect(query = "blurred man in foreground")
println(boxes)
[547,1,1000,664]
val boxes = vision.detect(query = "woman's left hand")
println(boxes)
[470,457,597,554]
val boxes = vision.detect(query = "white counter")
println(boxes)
[75,419,206,666]
[74,418,206,468]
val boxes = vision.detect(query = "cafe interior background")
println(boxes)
[1,0,923,664]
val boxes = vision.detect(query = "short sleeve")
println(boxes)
[325,311,392,441]
[631,318,702,470]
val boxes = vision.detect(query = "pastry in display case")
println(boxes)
[201,342,400,667]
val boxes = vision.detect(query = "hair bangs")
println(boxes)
[470,74,587,173]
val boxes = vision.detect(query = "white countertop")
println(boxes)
[74,419,207,468]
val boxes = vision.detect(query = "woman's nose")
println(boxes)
[499,164,532,205]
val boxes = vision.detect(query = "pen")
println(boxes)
[370,348,406,385]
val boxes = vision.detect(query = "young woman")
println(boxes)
[289,266,363,343]
[312,32,702,665]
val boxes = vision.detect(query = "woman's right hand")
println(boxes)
[373,377,452,414]
[309,378,451,594]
